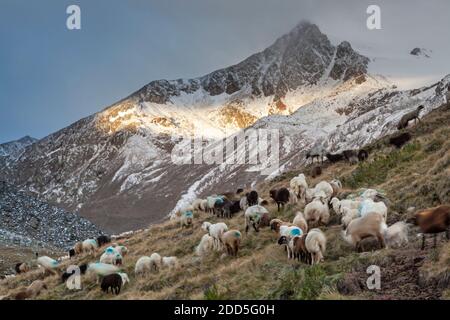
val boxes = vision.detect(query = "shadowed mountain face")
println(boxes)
[1,21,448,234]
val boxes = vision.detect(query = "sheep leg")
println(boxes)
[245,224,249,234]
[377,233,386,249]
[253,223,259,233]
[421,234,426,250]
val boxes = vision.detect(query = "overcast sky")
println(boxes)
[1,0,449,143]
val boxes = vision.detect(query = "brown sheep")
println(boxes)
[15,280,47,300]
[74,242,83,255]
[310,166,322,178]
[292,234,311,264]
[220,230,241,257]
[269,188,290,211]
[413,205,450,250]
[343,212,387,252]
[101,273,122,295]
[15,262,30,274]
[270,219,290,233]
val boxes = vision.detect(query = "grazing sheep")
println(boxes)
[201,222,228,250]
[278,226,303,259]
[207,195,225,215]
[162,256,179,270]
[389,132,412,148]
[15,280,47,300]
[114,245,128,256]
[310,166,322,178]
[412,205,450,250]
[15,262,30,275]
[384,221,409,248]
[100,247,123,266]
[220,230,241,256]
[326,152,344,163]
[291,234,311,264]
[358,149,369,162]
[97,235,111,247]
[195,234,215,257]
[359,199,388,221]
[330,197,361,215]
[246,190,259,206]
[87,263,120,279]
[82,239,98,255]
[101,273,122,295]
[135,253,162,275]
[305,228,327,265]
[292,211,308,233]
[180,209,194,229]
[74,242,83,255]
[219,198,240,218]
[270,218,286,233]
[304,197,330,226]
[245,205,269,233]
[306,146,325,164]
[343,212,387,252]
[270,188,290,211]
[329,179,342,197]
[192,198,206,212]
[313,181,334,202]
[397,105,424,130]
[341,207,360,228]
[290,173,308,202]
[343,150,358,164]
[36,255,59,273]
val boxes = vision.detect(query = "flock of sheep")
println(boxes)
[4,161,450,300]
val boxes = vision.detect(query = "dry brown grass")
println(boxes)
[1,104,449,300]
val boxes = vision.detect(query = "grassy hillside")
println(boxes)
[1,104,449,300]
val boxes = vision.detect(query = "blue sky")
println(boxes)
[1,0,449,143]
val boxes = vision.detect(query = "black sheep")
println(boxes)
[97,235,111,247]
[389,132,411,148]
[270,188,290,212]
[101,273,122,295]
[326,153,344,163]
[246,190,258,206]
[343,149,358,163]
[358,149,369,162]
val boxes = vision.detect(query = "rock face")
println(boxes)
[0,181,103,250]
[0,21,448,234]
[0,136,37,158]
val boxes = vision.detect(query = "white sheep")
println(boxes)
[288,189,298,205]
[202,222,228,250]
[343,212,387,251]
[329,179,342,197]
[304,197,330,226]
[292,211,308,233]
[118,272,130,288]
[180,209,194,229]
[385,221,408,248]
[290,174,308,201]
[192,199,205,212]
[162,256,179,270]
[330,197,361,215]
[359,199,388,221]
[244,205,268,233]
[36,256,59,273]
[82,239,98,255]
[134,253,162,275]
[305,228,327,265]
[195,234,215,257]
[313,181,334,202]
[100,247,123,265]
[341,207,360,228]
[87,263,120,282]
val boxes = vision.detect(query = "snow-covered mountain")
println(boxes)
[0,21,448,233]
[0,136,36,159]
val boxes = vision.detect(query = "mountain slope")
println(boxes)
[1,103,448,299]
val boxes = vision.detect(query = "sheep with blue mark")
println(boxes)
[244,205,268,233]
[87,263,120,283]
[278,225,303,259]
[180,206,194,229]
[100,247,123,266]
[220,230,241,257]
[36,254,60,274]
